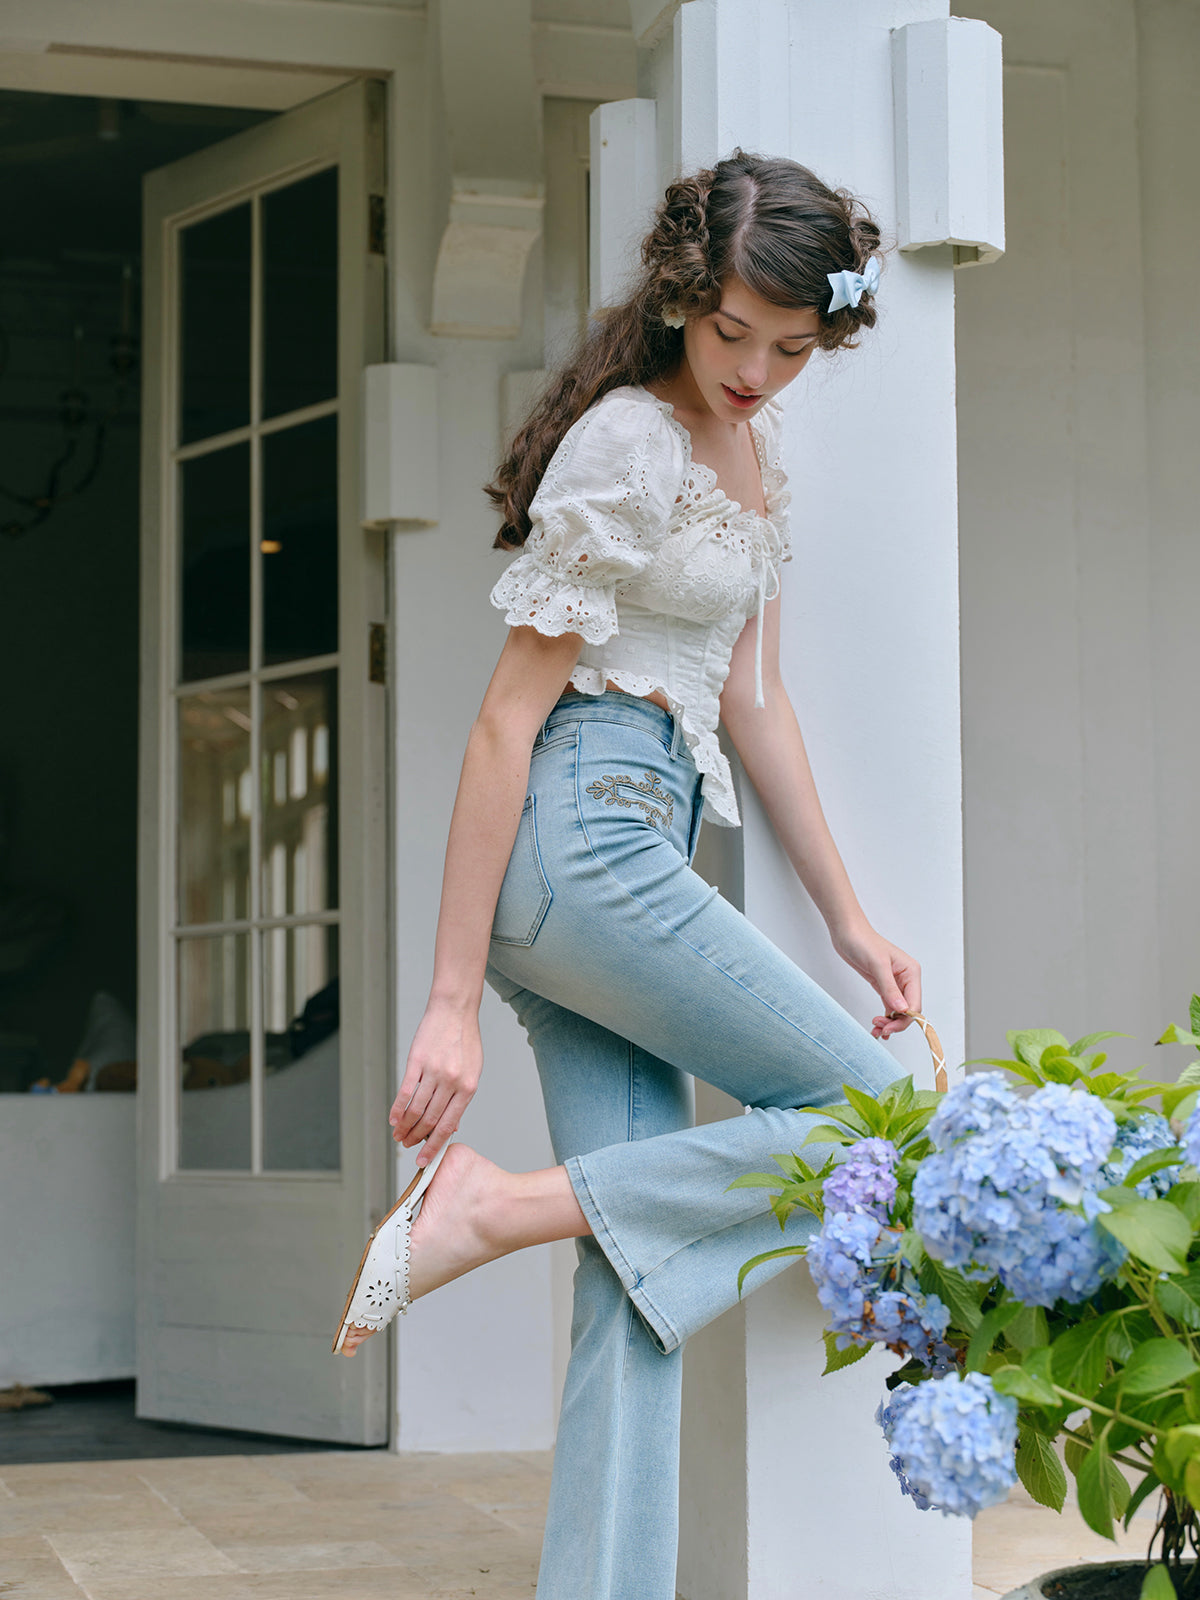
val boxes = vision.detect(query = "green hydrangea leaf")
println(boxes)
[1076,1434,1119,1540]
[965,1301,1024,1373]
[1154,1271,1200,1330]
[736,1245,806,1296]
[1096,1192,1191,1272]
[1015,1423,1067,1511]
[1122,1148,1186,1189]
[821,1329,872,1376]
[1007,1029,1070,1070]
[1139,1564,1176,1600]
[1118,1338,1198,1397]
[1052,1315,1114,1399]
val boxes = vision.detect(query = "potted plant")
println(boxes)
[738,998,1200,1600]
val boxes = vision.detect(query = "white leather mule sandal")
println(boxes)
[332,1142,450,1354]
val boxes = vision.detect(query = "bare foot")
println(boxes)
[339,1145,508,1357]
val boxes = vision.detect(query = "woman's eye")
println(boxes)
[714,326,740,343]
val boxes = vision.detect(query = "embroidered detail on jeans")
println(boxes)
[585,770,675,830]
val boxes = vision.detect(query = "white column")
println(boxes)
[626,2,973,1595]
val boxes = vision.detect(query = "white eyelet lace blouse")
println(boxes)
[490,383,791,827]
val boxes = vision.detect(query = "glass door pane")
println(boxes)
[178,933,251,1171]
[261,670,338,916]
[180,443,251,683]
[179,204,251,445]
[264,925,339,1171]
[178,688,252,924]
[262,167,338,419]
[172,167,342,1175]
[262,417,339,664]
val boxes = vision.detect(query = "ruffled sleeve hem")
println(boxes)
[490,552,619,647]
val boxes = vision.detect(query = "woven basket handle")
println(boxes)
[897,1011,948,1094]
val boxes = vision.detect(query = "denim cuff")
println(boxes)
[565,1155,683,1355]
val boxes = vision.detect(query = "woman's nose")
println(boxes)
[737,354,769,390]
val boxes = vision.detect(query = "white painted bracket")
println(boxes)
[361,364,439,530]
[589,98,658,313]
[892,17,1005,266]
[430,181,544,339]
[627,0,683,49]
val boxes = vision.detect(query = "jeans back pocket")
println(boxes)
[491,793,553,946]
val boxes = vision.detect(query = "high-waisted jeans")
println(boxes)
[484,690,899,1600]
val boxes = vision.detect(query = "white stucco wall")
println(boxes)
[654,2,971,1595]
[1138,0,1200,1037]
[386,21,568,1450]
[956,0,1198,1070]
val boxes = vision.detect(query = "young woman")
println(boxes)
[333,150,918,1600]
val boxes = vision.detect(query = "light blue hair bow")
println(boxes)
[826,256,881,313]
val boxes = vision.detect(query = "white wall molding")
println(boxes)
[0,0,418,72]
[430,0,544,340]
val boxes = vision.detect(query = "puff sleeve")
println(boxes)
[490,392,686,645]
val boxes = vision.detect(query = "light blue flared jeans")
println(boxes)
[484,691,899,1600]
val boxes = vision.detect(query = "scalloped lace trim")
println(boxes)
[567,664,740,828]
[491,555,618,647]
[634,387,792,563]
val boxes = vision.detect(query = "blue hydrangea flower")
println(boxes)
[1100,1113,1179,1199]
[876,1373,1018,1518]
[927,1073,1017,1149]
[1179,1104,1200,1172]
[822,1137,899,1220]
[807,1210,950,1365]
[912,1079,1123,1307]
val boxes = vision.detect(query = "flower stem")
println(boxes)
[1060,1425,1146,1473]
[1053,1386,1156,1437]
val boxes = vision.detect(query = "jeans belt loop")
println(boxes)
[669,712,683,760]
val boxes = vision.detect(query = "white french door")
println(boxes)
[137,80,391,1443]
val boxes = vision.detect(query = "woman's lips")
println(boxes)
[721,384,761,409]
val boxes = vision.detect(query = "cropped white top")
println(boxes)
[490,383,791,827]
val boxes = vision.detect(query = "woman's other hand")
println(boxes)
[390,1000,484,1164]
[832,924,921,1041]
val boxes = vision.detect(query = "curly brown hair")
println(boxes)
[485,148,883,549]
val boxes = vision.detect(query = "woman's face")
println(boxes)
[682,276,821,422]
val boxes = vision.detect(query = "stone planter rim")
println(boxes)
[1001,1559,1198,1599]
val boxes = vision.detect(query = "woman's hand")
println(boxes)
[832,923,922,1041]
[389,999,484,1165]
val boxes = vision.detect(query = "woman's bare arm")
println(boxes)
[719,595,920,1039]
[391,625,583,1162]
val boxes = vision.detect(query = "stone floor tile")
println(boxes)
[0,1532,88,1598]
[0,1462,153,1499]
[47,1525,240,1585]
[187,1495,505,1549]
[217,1539,405,1573]
[253,1451,411,1484]
[0,1490,186,1538]
[136,1459,309,1512]
[378,1528,540,1589]
[81,1566,436,1600]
